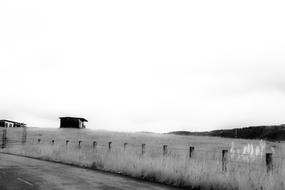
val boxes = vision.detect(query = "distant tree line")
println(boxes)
[168,124,285,141]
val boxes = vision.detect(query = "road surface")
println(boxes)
[0,153,181,190]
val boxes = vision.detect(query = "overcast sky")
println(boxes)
[0,0,285,132]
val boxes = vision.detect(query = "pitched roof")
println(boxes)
[59,117,88,122]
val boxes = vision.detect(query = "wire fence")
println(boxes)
[0,128,280,174]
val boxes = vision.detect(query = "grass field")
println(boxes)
[1,127,285,190]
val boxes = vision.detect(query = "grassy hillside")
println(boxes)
[1,128,285,190]
[168,124,285,141]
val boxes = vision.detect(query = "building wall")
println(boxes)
[0,121,14,128]
[0,121,25,128]
[60,118,81,128]
[77,120,82,128]
[5,121,14,127]
[0,121,4,127]
[78,120,86,128]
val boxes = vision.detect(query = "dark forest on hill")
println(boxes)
[168,124,285,141]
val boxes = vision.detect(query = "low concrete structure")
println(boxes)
[59,117,87,129]
[0,120,26,128]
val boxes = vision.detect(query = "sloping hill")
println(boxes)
[168,124,285,141]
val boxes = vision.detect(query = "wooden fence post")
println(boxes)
[142,144,146,155]
[108,142,112,151]
[163,145,168,156]
[1,128,7,149]
[266,153,273,173]
[189,146,195,158]
[222,149,228,172]
[124,143,128,151]
[93,141,97,151]
[78,140,82,149]
[21,127,27,144]
[66,140,69,150]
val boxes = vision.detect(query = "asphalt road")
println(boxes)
[0,153,181,190]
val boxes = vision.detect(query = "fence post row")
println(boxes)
[189,146,194,158]
[222,149,228,172]
[142,144,145,155]
[108,142,112,151]
[4,133,276,174]
[163,145,168,156]
[266,153,273,173]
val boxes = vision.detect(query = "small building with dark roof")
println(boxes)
[0,120,26,128]
[59,117,87,129]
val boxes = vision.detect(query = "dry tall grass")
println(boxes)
[1,128,285,190]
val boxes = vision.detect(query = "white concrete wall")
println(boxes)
[4,121,14,128]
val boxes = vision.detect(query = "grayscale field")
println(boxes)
[0,153,180,190]
[1,128,285,190]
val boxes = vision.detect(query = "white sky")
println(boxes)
[1,0,285,132]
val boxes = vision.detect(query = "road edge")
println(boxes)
[0,151,188,190]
